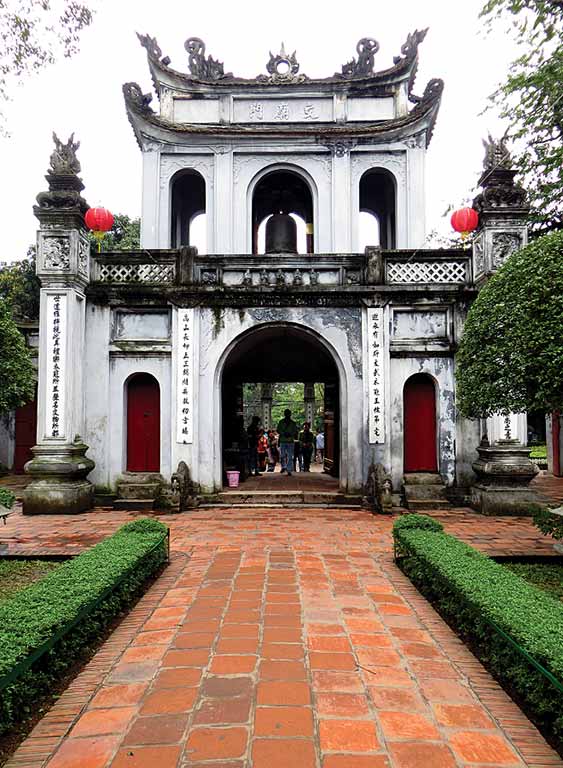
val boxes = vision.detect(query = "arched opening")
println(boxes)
[126,373,160,472]
[358,211,381,250]
[170,170,206,251]
[403,373,438,473]
[360,169,396,249]
[221,325,340,484]
[13,388,37,473]
[252,170,314,254]
[257,213,307,254]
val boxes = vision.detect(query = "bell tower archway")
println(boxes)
[251,169,314,254]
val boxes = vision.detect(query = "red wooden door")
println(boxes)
[14,397,37,473]
[127,374,160,472]
[404,374,437,472]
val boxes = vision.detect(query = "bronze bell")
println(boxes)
[265,213,297,254]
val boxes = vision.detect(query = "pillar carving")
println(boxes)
[304,382,315,426]
[261,383,273,430]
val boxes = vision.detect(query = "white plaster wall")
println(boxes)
[191,306,366,493]
[389,356,457,489]
[83,304,111,487]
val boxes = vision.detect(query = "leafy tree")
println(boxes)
[0,247,40,320]
[1,0,93,130]
[481,0,563,230]
[91,213,140,251]
[456,231,563,417]
[0,299,35,415]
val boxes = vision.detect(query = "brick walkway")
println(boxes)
[3,506,561,768]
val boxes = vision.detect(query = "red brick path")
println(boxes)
[3,506,561,768]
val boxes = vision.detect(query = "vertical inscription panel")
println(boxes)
[367,308,385,444]
[176,308,194,444]
[45,293,67,439]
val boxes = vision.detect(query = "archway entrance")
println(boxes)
[403,374,437,472]
[221,325,340,486]
[126,373,160,472]
[252,170,314,254]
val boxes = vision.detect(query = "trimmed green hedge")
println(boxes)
[393,515,563,753]
[0,518,168,734]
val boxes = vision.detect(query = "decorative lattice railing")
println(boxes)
[386,259,468,284]
[97,263,175,283]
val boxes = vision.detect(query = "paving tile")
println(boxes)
[368,686,425,712]
[254,706,314,737]
[433,702,495,729]
[388,742,457,768]
[322,757,390,768]
[317,693,371,718]
[312,671,365,692]
[209,654,257,674]
[193,696,252,725]
[122,714,188,745]
[449,731,522,764]
[185,727,248,760]
[110,745,182,768]
[378,710,440,740]
[257,681,311,706]
[140,687,197,715]
[252,738,316,768]
[319,719,380,752]
[259,659,307,680]
[309,652,357,670]
[153,667,202,688]
[90,683,148,709]
[200,676,253,698]
[47,735,122,768]
[69,706,136,737]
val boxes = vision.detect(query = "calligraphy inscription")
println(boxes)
[46,293,66,438]
[177,308,194,444]
[367,308,385,444]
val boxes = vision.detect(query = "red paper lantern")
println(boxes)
[85,207,114,234]
[451,207,479,239]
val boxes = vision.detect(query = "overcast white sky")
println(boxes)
[0,0,518,261]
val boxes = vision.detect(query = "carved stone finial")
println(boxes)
[50,133,81,175]
[482,133,512,171]
[340,37,380,78]
[35,133,87,213]
[184,37,226,80]
[259,43,307,83]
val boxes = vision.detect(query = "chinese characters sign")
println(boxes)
[233,98,331,123]
[367,308,385,444]
[46,293,66,439]
[176,308,194,444]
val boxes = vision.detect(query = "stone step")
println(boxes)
[405,499,451,511]
[214,491,362,507]
[113,498,155,511]
[116,482,161,501]
[404,484,447,501]
[403,472,445,486]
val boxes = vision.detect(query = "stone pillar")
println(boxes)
[261,384,273,430]
[304,382,315,426]
[23,135,95,515]
[469,136,542,515]
[472,136,529,286]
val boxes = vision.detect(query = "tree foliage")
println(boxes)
[0,0,93,129]
[0,247,40,320]
[92,213,140,251]
[481,0,563,230]
[0,298,35,415]
[456,230,563,417]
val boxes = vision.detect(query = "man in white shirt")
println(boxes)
[316,431,325,463]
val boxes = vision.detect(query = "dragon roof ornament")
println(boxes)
[339,38,380,78]
[185,37,229,80]
[137,32,171,66]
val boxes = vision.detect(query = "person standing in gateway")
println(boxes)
[277,409,299,476]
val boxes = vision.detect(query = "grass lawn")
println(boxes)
[505,562,563,602]
[0,559,61,604]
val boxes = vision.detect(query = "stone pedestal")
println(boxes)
[23,439,95,515]
[470,440,543,516]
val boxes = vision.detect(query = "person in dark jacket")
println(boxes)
[246,415,262,476]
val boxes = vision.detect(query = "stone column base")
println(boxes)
[23,439,95,515]
[470,483,545,516]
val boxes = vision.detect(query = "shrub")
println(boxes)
[393,513,443,533]
[0,488,15,510]
[534,507,563,540]
[393,521,563,752]
[0,518,168,733]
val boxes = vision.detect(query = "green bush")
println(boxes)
[393,521,563,753]
[534,507,563,540]
[0,488,15,510]
[0,518,168,734]
[393,513,443,533]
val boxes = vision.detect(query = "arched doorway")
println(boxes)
[13,391,37,473]
[170,170,206,250]
[126,374,160,472]
[359,168,396,249]
[252,170,314,254]
[221,325,340,481]
[403,374,437,473]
